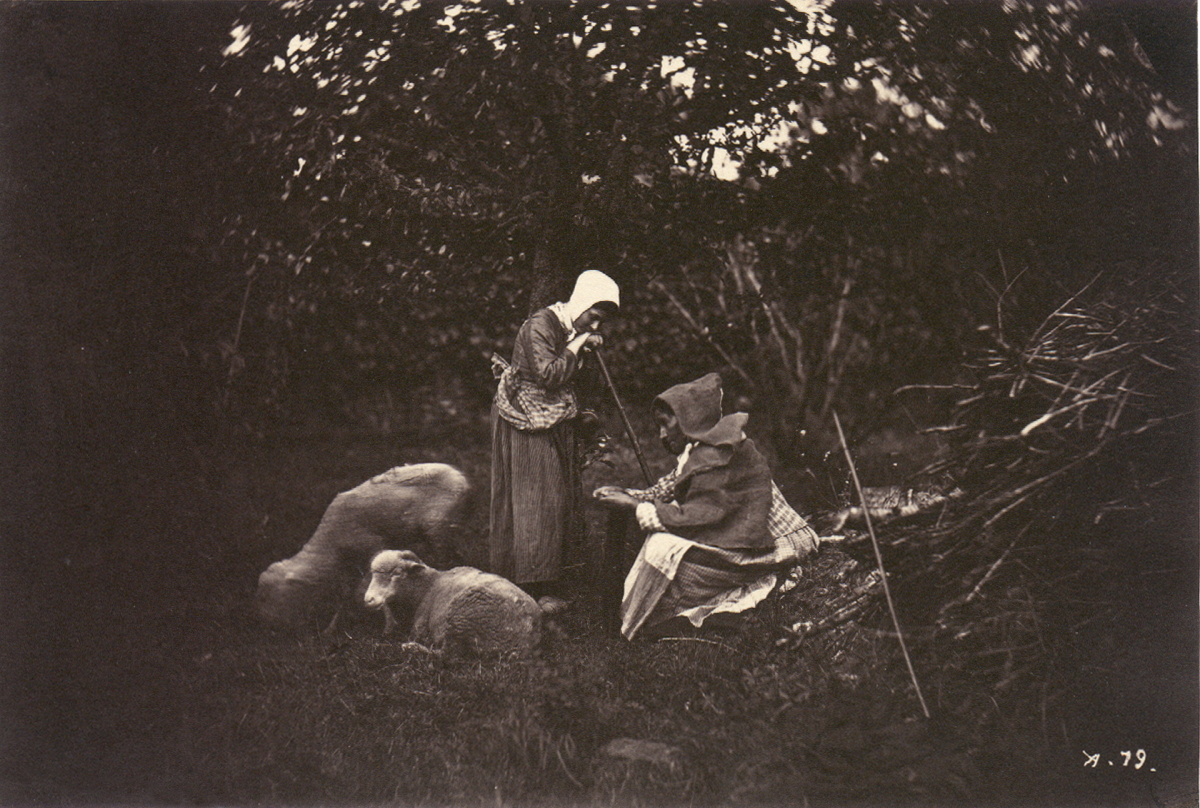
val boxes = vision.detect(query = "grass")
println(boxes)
[160,572,972,807]
[1,403,1195,807]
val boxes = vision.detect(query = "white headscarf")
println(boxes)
[554,270,621,333]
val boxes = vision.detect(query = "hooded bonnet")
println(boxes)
[654,372,748,447]
[561,270,621,326]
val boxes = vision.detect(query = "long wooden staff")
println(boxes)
[833,410,930,719]
[593,348,653,486]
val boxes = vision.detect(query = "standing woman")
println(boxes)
[490,270,620,601]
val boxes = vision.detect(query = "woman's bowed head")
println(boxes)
[595,372,747,510]
[562,269,620,356]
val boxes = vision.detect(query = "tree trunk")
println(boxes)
[528,219,572,313]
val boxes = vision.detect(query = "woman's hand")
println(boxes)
[593,486,638,509]
[568,331,604,354]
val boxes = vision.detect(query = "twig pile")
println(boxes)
[836,273,1197,708]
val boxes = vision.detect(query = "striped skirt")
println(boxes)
[488,406,579,585]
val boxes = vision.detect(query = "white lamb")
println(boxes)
[364,549,542,658]
[256,463,471,630]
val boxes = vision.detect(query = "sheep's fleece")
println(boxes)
[256,463,470,629]
[365,550,542,657]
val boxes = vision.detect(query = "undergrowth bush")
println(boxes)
[831,272,1199,795]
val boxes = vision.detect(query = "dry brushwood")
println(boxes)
[782,567,884,640]
[838,273,1197,702]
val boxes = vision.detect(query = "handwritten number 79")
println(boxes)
[1083,750,1148,769]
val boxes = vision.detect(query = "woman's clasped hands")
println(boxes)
[568,330,604,354]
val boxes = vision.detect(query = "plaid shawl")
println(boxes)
[491,354,578,432]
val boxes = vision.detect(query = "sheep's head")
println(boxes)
[256,556,341,629]
[364,549,430,611]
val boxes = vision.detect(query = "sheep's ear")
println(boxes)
[389,561,423,579]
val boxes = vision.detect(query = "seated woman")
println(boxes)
[595,373,818,639]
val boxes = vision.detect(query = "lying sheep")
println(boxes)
[364,550,542,658]
[256,463,471,630]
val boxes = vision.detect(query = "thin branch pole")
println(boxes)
[979,442,1106,531]
[833,410,931,719]
[739,259,806,396]
[220,268,257,413]
[650,280,754,388]
[964,534,1019,605]
[820,276,853,405]
[594,349,653,486]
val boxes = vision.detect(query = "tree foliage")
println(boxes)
[211,0,1193,445]
[212,0,848,424]
[215,0,840,289]
[642,0,1194,452]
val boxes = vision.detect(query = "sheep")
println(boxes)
[256,463,471,631]
[364,549,542,658]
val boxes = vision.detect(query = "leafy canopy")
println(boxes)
[211,0,1190,427]
[217,1,834,300]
